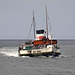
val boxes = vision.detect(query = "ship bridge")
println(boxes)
[36,30,46,40]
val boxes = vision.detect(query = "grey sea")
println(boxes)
[0,40,75,75]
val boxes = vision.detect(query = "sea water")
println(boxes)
[0,40,75,75]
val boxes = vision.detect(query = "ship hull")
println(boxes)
[19,52,61,57]
[18,47,61,57]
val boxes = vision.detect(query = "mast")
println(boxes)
[33,11,36,39]
[48,17,52,44]
[46,6,48,38]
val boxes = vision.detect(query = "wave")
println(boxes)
[0,47,18,57]
[58,55,69,58]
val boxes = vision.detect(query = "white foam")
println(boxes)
[59,55,69,58]
[0,47,18,57]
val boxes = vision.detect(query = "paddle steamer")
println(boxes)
[18,7,61,57]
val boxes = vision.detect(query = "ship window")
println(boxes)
[33,51,36,53]
[36,30,44,34]
[37,51,41,53]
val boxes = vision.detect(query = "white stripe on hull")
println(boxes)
[19,47,60,55]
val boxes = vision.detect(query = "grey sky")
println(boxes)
[0,0,75,39]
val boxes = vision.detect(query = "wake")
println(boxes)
[0,47,30,58]
[0,47,18,57]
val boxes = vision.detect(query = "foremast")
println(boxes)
[33,11,36,39]
[46,6,48,39]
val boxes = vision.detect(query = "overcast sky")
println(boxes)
[0,0,75,39]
